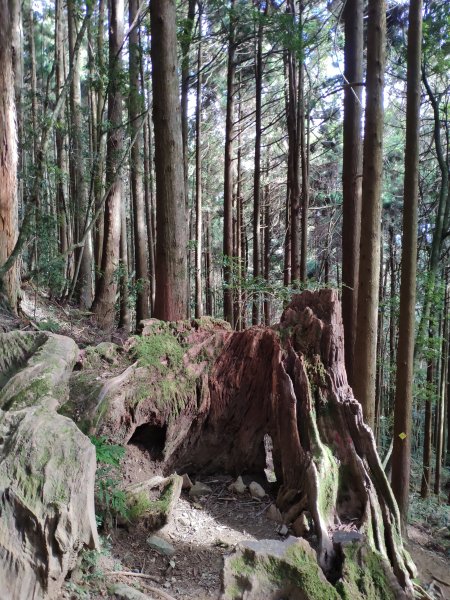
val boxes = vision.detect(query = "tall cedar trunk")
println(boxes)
[180,0,196,204]
[286,3,300,283]
[0,0,19,309]
[391,0,422,528]
[389,224,396,414]
[151,0,187,321]
[94,0,106,282]
[54,0,69,283]
[68,0,93,308]
[353,0,386,430]
[194,8,203,319]
[129,0,149,324]
[10,0,22,216]
[92,0,124,329]
[299,37,309,283]
[341,0,363,388]
[223,0,236,326]
[252,3,264,325]
[143,112,155,314]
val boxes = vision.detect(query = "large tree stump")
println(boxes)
[79,292,415,597]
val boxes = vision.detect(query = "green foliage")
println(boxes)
[89,435,128,527]
[36,318,61,333]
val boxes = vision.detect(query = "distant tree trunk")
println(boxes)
[0,0,19,309]
[180,0,196,201]
[194,9,203,320]
[10,0,22,215]
[129,0,149,324]
[94,0,106,283]
[391,0,422,528]
[434,281,448,494]
[118,201,130,332]
[286,2,301,283]
[151,0,187,321]
[421,342,433,499]
[299,57,309,283]
[92,0,124,329]
[341,0,363,388]
[263,186,270,325]
[55,0,69,283]
[205,210,213,316]
[223,0,236,326]
[353,0,386,430]
[68,0,93,308]
[252,2,264,325]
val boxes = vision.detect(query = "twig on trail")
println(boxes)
[104,570,160,582]
[142,585,178,600]
[432,574,450,587]
[256,501,272,516]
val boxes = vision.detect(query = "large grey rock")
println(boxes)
[146,535,175,556]
[0,331,98,600]
[222,537,340,600]
[0,331,78,411]
[109,583,155,600]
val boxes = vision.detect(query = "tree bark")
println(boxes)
[0,0,19,310]
[92,0,125,329]
[194,7,203,320]
[129,0,149,325]
[68,0,94,308]
[252,2,264,325]
[223,0,236,327]
[391,0,422,529]
[353,0,386,430]
[151,0,188,321]
[341,0,363,388]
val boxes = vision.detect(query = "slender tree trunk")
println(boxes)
[68,0,93,308]
[341,0,363,388]
[151,0,187,321]
[299,57,309,283]
[252,3,264,325]
[223,0,236,326]
[391,0,422,527]
[118,200,130,331]
[434,281,448,494]
[194,8,203,320]
[205,210,213,316]
[129,0,149,324]
[94,0,106,284]
[92,0,124,329]
[353,0,386,430]
[55,0,69,283]
[0,0,19,309]
[264,185,270,325]
[180,0,196,203]
[421,342,433,499]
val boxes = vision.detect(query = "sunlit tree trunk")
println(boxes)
[151,0,187,321]
[353,0,386,430]
[194,8,203,320]
[92,0,124,329]
[341,0,363,387]
[0,0,19,309]
[68,0,93,308]
[223,0,236,326]
[391,0,422,528]
[129,0,149,324]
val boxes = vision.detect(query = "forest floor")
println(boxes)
[7,286,450,600]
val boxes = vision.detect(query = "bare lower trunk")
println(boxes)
[0,0,19,310]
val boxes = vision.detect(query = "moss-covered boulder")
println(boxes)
[222,536,410,600]
[0,331,98,599]
[0,331,78,411]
